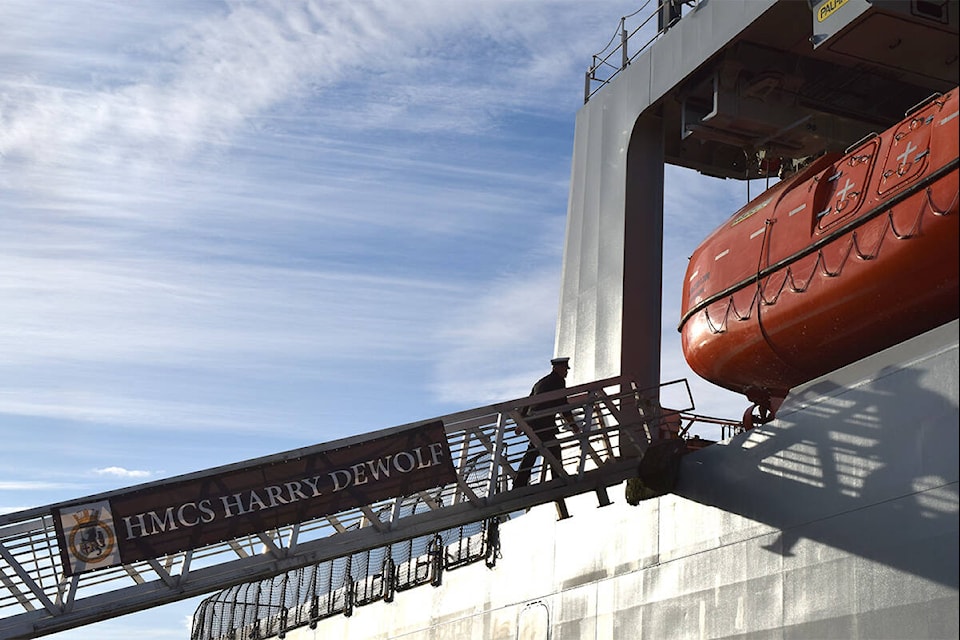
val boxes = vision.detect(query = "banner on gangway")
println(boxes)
[53,421,455,576]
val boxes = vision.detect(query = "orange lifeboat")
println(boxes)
[679,87,959,423]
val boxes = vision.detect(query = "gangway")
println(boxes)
[0,376,728,639]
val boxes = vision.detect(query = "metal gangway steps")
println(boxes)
[0,376,720,639]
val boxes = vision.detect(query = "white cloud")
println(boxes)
[0,480,73,490]
[1,256,457,366]
[430,265,562,407]
[1,0,640,178]
[0,388,295,432]
[93,466,151,479]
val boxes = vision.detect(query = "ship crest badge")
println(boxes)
[68,508,115,563]
[56,500,122,574]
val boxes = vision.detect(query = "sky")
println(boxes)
[1,1,752,637]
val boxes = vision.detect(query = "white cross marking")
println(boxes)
[836,178,856,202]
[897,141,917,167]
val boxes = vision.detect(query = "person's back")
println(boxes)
[529,368,566,412]
[514,357,573,488]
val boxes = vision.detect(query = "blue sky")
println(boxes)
[1,1,750,636]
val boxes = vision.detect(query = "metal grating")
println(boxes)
[190,517,497,640]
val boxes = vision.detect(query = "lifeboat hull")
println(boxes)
[679,87,960,409]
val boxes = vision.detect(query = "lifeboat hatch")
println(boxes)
[814,139,878,231]
[878,96,938,196]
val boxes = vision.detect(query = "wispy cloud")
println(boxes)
[93,466,151,479]
[1,17,743,439]
[0,0,623,180]
[0,1,737,438]
[0,480,75,491]
[431,265,563,407]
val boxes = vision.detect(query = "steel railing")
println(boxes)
[1,375,722,639]
[585,0,702,103]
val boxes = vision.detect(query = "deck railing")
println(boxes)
[585,0,702,103]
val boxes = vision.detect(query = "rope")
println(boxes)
[697,174,957,335]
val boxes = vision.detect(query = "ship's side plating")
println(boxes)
[285,321,959,640]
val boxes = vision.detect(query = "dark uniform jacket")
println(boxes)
[528,371,567,412]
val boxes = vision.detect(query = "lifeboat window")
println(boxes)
[814,140,878,232]
[878,105,935,196]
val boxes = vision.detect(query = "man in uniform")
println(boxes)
[514,357,578,488]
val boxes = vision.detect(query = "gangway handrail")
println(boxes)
[0,375,705,639]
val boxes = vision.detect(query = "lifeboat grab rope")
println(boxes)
[705,185,956,334]
[925,184,959,217]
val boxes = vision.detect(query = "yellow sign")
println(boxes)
[731,197,773,226]
[817,0,850,22]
